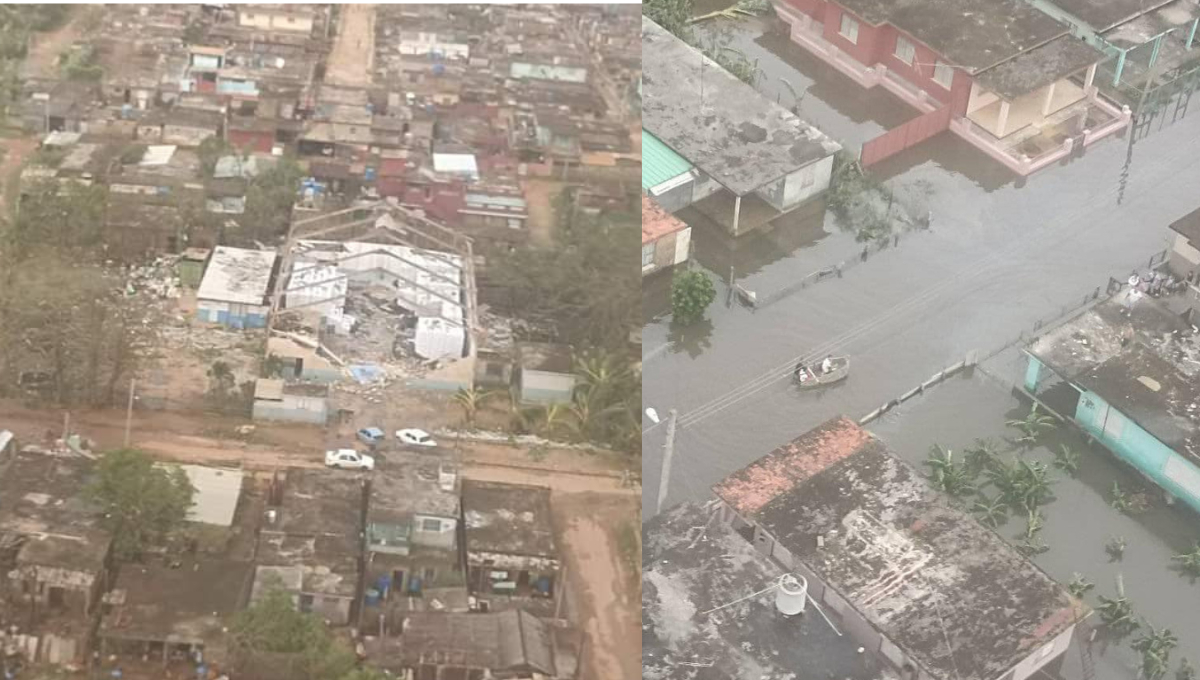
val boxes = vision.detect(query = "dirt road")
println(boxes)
[554,493,641,680]
[325,4,375,88]
[523,178,566,247]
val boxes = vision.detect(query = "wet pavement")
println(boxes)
[643,12,1200,519]
[869,372,1200,680]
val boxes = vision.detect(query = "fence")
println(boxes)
[861,106,953,167]
[856,248,1170,422]
[735,220,930,309]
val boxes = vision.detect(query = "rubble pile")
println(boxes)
[124,255,182,299]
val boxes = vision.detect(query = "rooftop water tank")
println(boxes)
[775,574,808,616]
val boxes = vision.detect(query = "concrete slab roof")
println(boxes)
[643,501,883,680]
[642,195,688,245]
[462,480,557,560]
[713,417,1083,680]
[974,35,1103,101]
[836,0,1069,72]
[368,450,461,523]
[100,560,253,644]
[641,18,840,197]
[1054,0,1179,32]
[1169,205,1200,245]
[171,464,244,527]
[196,246,278,306]
[1027,295,1200,462]
[270,468,364,538]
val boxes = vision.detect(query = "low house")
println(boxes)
[363,450,466,618]
[236,4,317,33]
[712,417,1084,680]
[0,450,111,665]
[641,195,690,277]
[1023,293,1200,516]
[174,464,245,528]
[642,18,842,236]
[515,343,576,406]
[196,246,279,329]
[644,501,885,679]
[254,470,364,626]
[769,0,1130,174]
[98,560,254,669]
[458,187,530,253]
[462,481,559,614]
[641,129,700,214]
[252,378,330,425]
[178,248,211,288]
[363,611,583,680]
[1167,205,1200,283]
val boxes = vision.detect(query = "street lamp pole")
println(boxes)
[655,409,678,515]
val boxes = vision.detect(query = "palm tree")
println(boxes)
[923,445,976,498]
[1068,573,1094,598]
[1053,443,1080,475]
[573,348,630,403]
[1178,657,1196,680]
[1171,543,1200,579]
[453,387,495,427]
[964,438,1002,476]
[1133,623,1178,680]
[1097,574,1140,636]
[1006,403,1057,447]
[971,492,1008,528]
[566,387,625,443]
[536,403,568,438]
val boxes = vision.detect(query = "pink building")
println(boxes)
[773,0,1132,174]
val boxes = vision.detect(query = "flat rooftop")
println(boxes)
[101,560,253,644]
[369,451,460,522]
[1028,294,1200,462]
[643,195,688,245]
[643,501,883,680]
[462,480,557,560]
[196,246,278,306]
[641,18,840,197]
[974,35,1103,101]
[1169,204,1200,245]
[713,417,1082,680]
[835,0,1069,72]
[270,468,364,538]
[1054,0,1178,32]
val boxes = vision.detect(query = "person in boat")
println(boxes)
[795,362,809,382]
[821,356,834,374]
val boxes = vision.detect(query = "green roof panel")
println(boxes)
[642,129,693,192]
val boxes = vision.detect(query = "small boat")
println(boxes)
[793,357,850,389]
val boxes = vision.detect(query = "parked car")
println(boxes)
[356,427,386,447]
[325,448,375,470]
[395,428,437,447]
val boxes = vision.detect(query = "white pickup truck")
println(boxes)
[324,448,375,470]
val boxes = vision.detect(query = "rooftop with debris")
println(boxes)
[100,560,253,644]
[713,416,1083,680]
[266,468,364,539]
[1028,294,1200,461]
[643,501,884,680]
[369,450,461,523]
[641,17,840,197]
[196,246,279,306]
[462,480,558,563]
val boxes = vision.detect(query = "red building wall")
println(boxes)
[821,4,883,66]
[228,129,275,154]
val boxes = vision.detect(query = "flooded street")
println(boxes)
[869,372,1200,680]
[643,10,1200,520]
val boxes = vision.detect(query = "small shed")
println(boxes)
[516,343,576,405]
[195,246,278,328]
[178,247,211,288]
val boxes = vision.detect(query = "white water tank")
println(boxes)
[775,574,808,616]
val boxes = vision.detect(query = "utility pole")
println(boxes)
[123,378,136,448]
[656,409,678,515]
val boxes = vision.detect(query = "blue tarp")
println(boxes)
[349,364,384,384]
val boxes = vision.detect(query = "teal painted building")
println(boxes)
[1024,0,1199,89]
[1024,295,1200,515]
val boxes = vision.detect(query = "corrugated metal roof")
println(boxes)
[642,130,692,192]
[161,464,244,527]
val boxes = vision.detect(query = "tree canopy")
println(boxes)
[84,449,196,560]
[229,585,359,680]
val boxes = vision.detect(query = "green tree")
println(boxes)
[1133,624,1178,680]
[923,445,976,498]
[1068,573,1094,599]
[1006,403,1057,447]
[241,156,302,244]
[643,0,694,40]
[84,449,196,560]
[229,585,357,680]
[197,136,234,177]
[671,269,716,326]
[453,386,495,427]
[1171,543,1200,579]
[1178,657,1196,680]
[13,179,108,258]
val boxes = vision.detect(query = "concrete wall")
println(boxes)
[1076,389,1200,515]
[238,10,314,33]
[1170,233,1200,278]
[253,395,328,425]
[520,369,576,405]
[307,593,352,625]
[412,514,457,550]
[1012,622,1075,680]
[649,177,696,213]
[163,125,217,147]
[757,154,834,212]
[196,299,269,329]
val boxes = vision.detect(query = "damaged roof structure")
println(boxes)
[713,417,1084,680]
[363,610,582,680]
[1024,293,1200,516]
[643,501,883,680]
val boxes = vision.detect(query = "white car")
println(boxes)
[395,428,437,447]
[325,448,375,470]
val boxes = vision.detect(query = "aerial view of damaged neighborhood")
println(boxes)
[642,0,1200,677]
[0,3,641,680]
